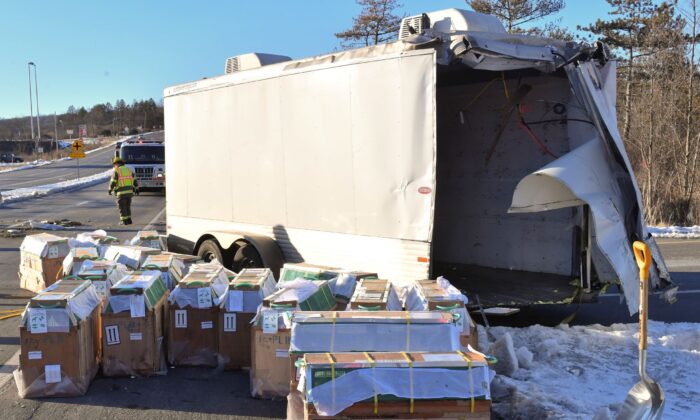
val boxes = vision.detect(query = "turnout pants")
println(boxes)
[116,194,133,223]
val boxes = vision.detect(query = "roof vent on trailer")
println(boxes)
[399,14,430,39]
[224,53,292,74]
[398,9,506,40]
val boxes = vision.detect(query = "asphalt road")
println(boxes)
[0,131,164,193]
[0,146,114,193]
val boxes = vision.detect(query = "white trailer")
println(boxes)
[164,8,671,313]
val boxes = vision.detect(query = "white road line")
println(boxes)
[0,349,20,390]
[76,200,90,206]
[143,207,166,232]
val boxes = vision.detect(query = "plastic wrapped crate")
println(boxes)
[405,277,477,349]
[250,279,336,399]
[77,259,129,299]
[167,263,229,367]
[62,247,100,276]
[102,271,168,377]
[347,278,402,311]
[19,233,71,293]
[300,351,493,419]
[288,311,462,390]
[72,230,119,257]
[129,230,164,250]
[141,253,186,290]
[277,263,376,306]
[14,279,101,398]
[219,268,276,370]
[103,245,161,269]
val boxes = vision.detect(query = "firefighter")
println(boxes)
[108,157,139,225]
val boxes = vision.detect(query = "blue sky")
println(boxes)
[0,0,609,119]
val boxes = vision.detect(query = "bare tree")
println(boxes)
[335,0,403,48]
[466,0,565,33]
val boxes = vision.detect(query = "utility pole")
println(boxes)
[27,63,34,140]
[53,113,58,153]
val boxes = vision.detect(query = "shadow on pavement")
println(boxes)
[29,368,286,418]
[485,271,700,327]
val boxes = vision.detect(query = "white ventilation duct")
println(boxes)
[398,8,505,40]
[224,53,292,74]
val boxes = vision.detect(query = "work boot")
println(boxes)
[125,218,133,225]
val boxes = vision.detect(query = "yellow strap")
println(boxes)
[401,352,414,414]
[459,351,475,413]
[405,312,411,351]
[326,353,336,413]
[330,311,337,353]
[363,352,379,414]
[501,71,510,101]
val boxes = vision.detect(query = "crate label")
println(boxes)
[105,325,120,345]
[223,313,237,332]
[175,310,187,328]
[28,351,42,360]
[29,309,48,334]
[228,291,243,312]
[129,333,143,341]
[92,281,107,297]
[201,321,213,329]
[47,246,59,259]
[421,353,465,363]
[452,309,465,331]
[197,288,212,308]
[44,364,61,384]
[262,311,278,334]
[275,349,289,358]
[129,295,146,318]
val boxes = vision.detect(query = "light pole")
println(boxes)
[27,63,34,140]
[29,62,41,140]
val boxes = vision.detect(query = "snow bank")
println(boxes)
[0,169,111,206]
[648,225,700,239]
[0,158,64,173]
[487,321,700,419]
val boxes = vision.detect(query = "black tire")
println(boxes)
[197,239,224,263]
[231,242,263,272]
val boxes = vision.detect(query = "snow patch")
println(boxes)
[489,332,519,376]
[0,169,111,206]
[487,321,700,419]
[648,225,700,239]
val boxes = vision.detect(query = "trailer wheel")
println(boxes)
[231,242,263,272]
[197,239,224,263]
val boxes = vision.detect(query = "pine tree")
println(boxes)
[466,0,565,33]
[335,0,403,48]
[579,1,681,141]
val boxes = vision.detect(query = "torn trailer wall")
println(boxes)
[507,60,671,314]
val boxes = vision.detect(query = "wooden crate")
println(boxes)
[102,294,167,376]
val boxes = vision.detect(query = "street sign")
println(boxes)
[66,129,74,135]
[78,125,87,137]
[37,147,44,153]
[69,140,85,159]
